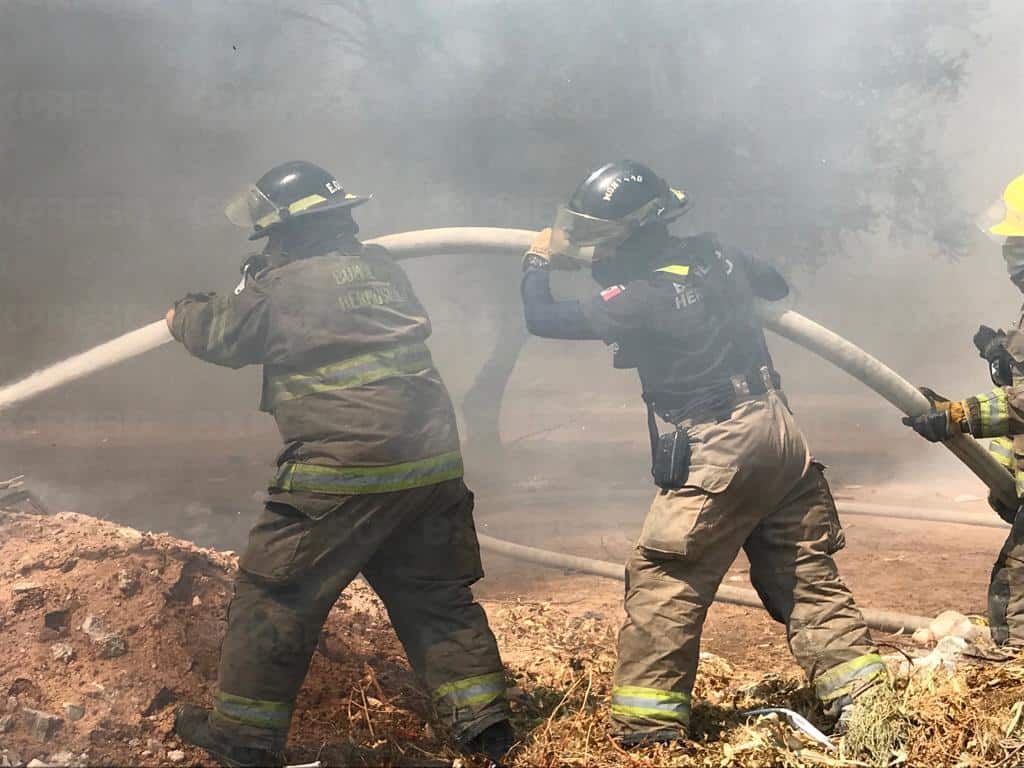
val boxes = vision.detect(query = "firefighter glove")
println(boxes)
[523,228,579,272]
[918,386,950,408]
[988,492,1020,526]
[902,401,968,442]
[974,325,1007,359]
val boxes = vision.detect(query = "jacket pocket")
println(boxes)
[238,501,312,582]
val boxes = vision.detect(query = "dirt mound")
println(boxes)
[0,509,1022,768]
[0,511,439,767]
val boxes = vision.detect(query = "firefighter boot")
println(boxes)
[174,704,286,768]
[461,719,516,767]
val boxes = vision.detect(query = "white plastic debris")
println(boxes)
[742,707,834,751]
[928,610,983,642]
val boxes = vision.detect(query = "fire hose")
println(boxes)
[489,489,1011,530]
[0,227,1010,633]
[475,533,929,634]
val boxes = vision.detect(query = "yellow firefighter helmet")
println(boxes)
[979,174,1024,240]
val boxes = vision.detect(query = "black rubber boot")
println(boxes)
[174,704,285,768]
[461,719,516,767]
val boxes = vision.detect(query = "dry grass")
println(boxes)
[479,599,1024,768]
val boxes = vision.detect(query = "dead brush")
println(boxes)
[495,599,1024,768]
[301,594,1024,768]
[839,681,911,767]
[897,650,1024,768]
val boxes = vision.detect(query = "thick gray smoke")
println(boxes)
[1,0,1022,539]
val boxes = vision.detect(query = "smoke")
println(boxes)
[1,0,1022,536]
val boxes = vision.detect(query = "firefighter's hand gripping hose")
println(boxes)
[0,226,1008,633]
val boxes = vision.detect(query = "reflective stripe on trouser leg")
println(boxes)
[813,653,887,702]
[211,689,293,731]
[433,672,507,726]
[611,686,690,726]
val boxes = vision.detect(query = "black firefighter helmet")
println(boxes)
[553,160,690,250]
[224,160,371,240]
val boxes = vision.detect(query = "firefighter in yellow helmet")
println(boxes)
[903,174,1024,646]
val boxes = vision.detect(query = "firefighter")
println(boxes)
[166,161,514,766]
[520,160,885,744]
[903,173,1024,647]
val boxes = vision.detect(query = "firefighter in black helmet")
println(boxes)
[168,161,513,766]
[521,160,884,744]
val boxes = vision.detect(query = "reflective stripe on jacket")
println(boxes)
[263,342,434,410]
[272,450,464,495]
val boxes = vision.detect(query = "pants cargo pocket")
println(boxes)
[810,461,845,554]
[391,482,485,583]
[239,501,314,583]
[637,465,736,559]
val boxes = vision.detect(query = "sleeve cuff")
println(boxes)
[169,292,211,343]
[962,388,1010,437]
[169,302,187,342]
[522,253,550,272]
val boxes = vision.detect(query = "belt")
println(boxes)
[652,366,781,427]
[729,364,780,397]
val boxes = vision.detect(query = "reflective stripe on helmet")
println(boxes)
[655,265,690,277]
[264,342,434,408]
[272,450,464,495]
[254,193,329,229]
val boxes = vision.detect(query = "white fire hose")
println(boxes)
[0,226,1010,633]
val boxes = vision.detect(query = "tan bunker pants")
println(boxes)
[612,393,884,738]
[990,516,1024,646]
[212,478,510,749]
[987,436,1024,646]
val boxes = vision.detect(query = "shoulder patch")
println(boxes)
[600,285,626,302]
